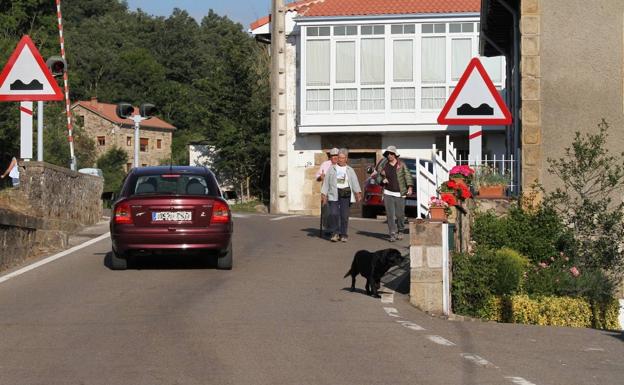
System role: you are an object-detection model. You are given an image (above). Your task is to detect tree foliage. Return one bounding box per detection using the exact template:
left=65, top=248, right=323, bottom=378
left=544, top=120, right=624, bottom=278
left=0, top=1, right=270, bottom=196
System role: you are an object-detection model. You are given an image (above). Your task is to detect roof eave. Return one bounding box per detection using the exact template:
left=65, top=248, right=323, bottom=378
left=295, top=12, right=481, bottom=23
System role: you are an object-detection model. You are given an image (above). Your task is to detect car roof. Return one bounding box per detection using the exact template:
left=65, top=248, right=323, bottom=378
left=129, top=166, right=210, bottom=176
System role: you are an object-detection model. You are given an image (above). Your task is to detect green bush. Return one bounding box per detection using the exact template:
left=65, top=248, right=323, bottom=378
left=472, top=203, right=571, bottom=264
left=492, top=248, right=529, bottom=295
left=451, top=248, right=497, bottom=317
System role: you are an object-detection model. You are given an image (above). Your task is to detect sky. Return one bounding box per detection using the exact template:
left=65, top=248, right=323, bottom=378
left=125, top=0, right=272, bottom=29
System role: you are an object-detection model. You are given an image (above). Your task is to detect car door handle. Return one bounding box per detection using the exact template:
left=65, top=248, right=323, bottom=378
left=168, top=227, right=176, bottom=232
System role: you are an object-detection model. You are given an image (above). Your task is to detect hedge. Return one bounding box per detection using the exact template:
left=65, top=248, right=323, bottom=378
left=480, top=295, right=620, bottom=330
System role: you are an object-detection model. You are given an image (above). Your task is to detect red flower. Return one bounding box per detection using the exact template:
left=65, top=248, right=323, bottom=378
left=441, top=193, right=457, bottom=206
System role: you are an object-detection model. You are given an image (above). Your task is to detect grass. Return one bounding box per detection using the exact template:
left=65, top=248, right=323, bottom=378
left=230, top=199, right=265, bottom=213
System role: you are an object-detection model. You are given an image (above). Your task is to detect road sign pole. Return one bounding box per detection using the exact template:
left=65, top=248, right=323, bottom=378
left=469, top=125, right=482, bottom=166
left=134, top=117, right=140, bottom=168
left=20, top=102, right=33, bottom=161
left=37, top=101, right=43, bottom=162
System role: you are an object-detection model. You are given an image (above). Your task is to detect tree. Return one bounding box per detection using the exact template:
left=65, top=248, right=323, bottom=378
left=544, top=120, right=624, bottom=279
left=96, top=147, right=128, bottom=193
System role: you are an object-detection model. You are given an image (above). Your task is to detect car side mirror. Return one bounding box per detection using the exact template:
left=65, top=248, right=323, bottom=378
left=101, top=191, right=116, bottom=201
left=223, top=190, right=238, bottom=201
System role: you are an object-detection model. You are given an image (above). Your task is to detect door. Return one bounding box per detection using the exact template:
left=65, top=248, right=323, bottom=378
left=347, top=152, right=377, bottom=215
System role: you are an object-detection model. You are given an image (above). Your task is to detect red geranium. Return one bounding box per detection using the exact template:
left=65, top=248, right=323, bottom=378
left=440, top=193, right=457, bottom=206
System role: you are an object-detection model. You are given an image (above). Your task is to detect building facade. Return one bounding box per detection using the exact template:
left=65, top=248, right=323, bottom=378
left=71, top=98, right=175, bottom=170
left=481, top=0, right=624, bottom=193
left=253, top=0, right=510, bottom=215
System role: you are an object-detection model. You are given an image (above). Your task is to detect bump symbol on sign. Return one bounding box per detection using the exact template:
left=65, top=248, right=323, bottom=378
left=10, top=79, right=44, bottom=91
left=457, top=103, right=494, bottom=116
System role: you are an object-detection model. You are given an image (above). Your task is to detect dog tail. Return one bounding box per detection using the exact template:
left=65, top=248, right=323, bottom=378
left=343, top=269, right=352, bottom=278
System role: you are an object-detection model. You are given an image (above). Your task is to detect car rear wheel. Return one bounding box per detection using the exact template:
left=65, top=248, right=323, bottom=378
left=217, top=243, right=233, bottom=270
left=111, top=250, right=128, bottom=270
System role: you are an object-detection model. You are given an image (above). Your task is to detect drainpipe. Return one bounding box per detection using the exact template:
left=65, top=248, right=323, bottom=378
left=497, top=0, right=521, bottom=195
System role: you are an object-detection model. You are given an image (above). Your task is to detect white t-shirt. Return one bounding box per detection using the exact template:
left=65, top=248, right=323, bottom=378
left=335, top=165, right=349, bottom=188
left=8, top=157, right=19, bottom=178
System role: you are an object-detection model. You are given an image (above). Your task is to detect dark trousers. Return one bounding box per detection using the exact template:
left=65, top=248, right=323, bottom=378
left=328, top=197, right=351, bottom=236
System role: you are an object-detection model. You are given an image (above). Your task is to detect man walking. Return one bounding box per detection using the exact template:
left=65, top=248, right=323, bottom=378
left=321, top=149, right=362, bottom=242
left=376, top=146, right=413, bottom=242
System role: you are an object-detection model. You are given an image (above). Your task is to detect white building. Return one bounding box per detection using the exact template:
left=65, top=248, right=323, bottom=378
left=251, top=0, right=508, bottom=215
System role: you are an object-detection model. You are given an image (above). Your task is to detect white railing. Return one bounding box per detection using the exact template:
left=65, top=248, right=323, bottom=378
left=414, top=136, right=518, bottom=218
left=456, top=154, right=517, bottom=194
left=416, top=136, right=458, bottom=218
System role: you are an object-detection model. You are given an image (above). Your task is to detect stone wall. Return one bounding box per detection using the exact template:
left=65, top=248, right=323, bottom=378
left=16, top=161, right=103, bottom=231
left=0, top=162, right=101, bottom=270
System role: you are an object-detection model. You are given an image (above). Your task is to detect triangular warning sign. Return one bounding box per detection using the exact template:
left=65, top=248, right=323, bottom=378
left=437, top=57, right=511, bottom=125
left=0, top=35, right=63, bottom=102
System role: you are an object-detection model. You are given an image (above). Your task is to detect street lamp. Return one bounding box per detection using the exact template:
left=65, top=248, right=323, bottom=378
left=116, top=102, right=156, bottom=168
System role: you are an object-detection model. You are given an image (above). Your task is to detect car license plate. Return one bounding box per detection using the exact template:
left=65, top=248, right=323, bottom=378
left=152, top=211, right=192, bottom=221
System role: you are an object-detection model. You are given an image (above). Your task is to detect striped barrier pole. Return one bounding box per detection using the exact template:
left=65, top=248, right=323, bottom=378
left=19, top=102, right=33, bottom=160
left=55, top=0, right=76, bottom=170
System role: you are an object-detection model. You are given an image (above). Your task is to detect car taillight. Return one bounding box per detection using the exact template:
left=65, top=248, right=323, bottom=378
left=114, top=201, right=133, bottom=224
left=211, top=200, right=230, bottom=223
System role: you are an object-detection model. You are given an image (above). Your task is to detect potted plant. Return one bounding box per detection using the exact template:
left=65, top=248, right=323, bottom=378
left=428, top=197, right=451, bottom=222
left=439, top=179, right=472, bottom=202
left=449, top=165, right=475, bottom=187
left=475, top=165, right=510, bottom=198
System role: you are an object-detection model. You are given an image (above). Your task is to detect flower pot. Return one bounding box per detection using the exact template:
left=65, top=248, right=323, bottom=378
left=429, top=207, right=447, bottom=222
left=477, top=185, right=506, bottom=198
left=451, top=177, right=468, bottom=186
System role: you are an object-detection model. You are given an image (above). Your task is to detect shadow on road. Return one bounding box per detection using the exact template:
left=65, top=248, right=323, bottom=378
left=355, top=229, right=389, bottom=241
left=382, top=260, right=410, bottom=294
left=300, top=227, right=325, bottom=239
left=103, top=252, right=217, bottom=270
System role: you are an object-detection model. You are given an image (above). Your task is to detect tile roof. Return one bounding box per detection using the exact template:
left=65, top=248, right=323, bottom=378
left=72, top=99, right=176, bottom=131
left=250, top=0, right=480, bottom=30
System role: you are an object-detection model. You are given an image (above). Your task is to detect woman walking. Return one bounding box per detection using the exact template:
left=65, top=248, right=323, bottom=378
left=321, top=149, right=362, bottom=242
left=376, top=146, right=413, bottom=242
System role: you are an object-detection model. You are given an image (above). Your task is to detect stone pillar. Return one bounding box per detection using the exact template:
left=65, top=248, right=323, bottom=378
left=409, top=221, right=450, bottom=315
left=520, top=0, right=543, bottom=194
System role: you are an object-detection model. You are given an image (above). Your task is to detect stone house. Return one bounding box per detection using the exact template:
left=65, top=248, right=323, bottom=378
left=251, top=0, right=511, bottom=215
left=71, top=98, right=175, bottom=170
left=480, top=0, right=624, bottom=193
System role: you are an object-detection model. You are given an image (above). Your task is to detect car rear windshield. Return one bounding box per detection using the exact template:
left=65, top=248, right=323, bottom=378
left=131, top=174, right=219, bottom=196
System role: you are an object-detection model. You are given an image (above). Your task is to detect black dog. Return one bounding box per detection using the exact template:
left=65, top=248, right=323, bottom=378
left=344, top=248, right=404, bottom=297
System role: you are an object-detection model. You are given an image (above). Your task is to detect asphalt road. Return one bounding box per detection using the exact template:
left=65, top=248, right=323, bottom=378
left=0, top=213, right=623, bottom=385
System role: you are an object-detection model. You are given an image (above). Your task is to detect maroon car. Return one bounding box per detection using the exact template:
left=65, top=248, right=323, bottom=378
left=108, top=166, right=233, bottom=270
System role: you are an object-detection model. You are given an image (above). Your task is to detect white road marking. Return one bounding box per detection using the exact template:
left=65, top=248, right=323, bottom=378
left=270, top=215, right=302, bottom=221
left=350, top=217, right=379, bottom=221
left=383, top=307, right=400, bottom=317
left=505, top=377, right=537, bottom=385
left=583, top=347, right=605, bottom=352
left=461, top=353, right=498, bottom=368
left=427, top=335, right=456, bottom=346
left=380, top=293, right=394, bottom=303
left=397, top=320, right=425, bottom=331
left=232, top=213, right=251, bottom=218
left=0, top=232, right=111, bottom=285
